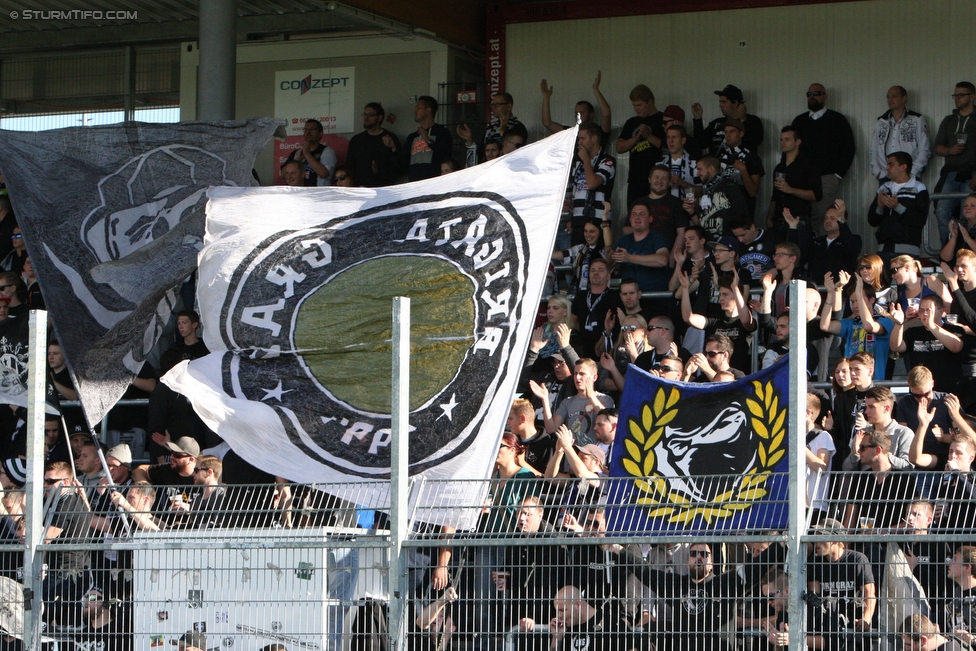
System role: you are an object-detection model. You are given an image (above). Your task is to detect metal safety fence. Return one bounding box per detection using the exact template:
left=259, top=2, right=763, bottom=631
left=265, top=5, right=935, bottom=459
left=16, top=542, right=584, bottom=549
left=2, top=469, right=973, bottom=651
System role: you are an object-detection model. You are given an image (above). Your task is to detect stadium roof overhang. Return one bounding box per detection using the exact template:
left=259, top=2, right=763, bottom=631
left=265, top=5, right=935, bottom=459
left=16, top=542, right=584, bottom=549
left=0, top=0, right=488, bottom=55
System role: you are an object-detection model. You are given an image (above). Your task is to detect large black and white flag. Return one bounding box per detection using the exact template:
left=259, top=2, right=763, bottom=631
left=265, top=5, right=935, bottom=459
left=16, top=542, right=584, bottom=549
left=163, top=128, right=577, bottom=523
left=0, top=119, right=281, bottom=425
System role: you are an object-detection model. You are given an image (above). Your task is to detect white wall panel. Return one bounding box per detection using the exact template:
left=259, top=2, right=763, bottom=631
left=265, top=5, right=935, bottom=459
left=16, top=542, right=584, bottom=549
left=507, top=0, right=976, bottom=252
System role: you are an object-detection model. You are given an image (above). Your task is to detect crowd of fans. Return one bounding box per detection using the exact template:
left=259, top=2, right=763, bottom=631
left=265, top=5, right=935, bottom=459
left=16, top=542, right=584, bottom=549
left=0, top=76, right=974, bottom=650
left=272, top=81, right=976, bottom=651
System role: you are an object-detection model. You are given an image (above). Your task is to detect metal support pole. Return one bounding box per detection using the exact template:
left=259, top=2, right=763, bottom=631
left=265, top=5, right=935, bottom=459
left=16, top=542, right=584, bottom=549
left=786, top=280, right=808, bottom=650
left=197, top=0, right=237, bottom=121
left=388, top=297, right=410, bottom=651
left=24, top=310, right=48, bottom=651
left=123, top=45, right=136, bottom=122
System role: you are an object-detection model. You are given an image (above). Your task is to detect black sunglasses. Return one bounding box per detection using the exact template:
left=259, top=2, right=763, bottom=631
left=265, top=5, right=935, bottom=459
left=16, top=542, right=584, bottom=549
left=806, top=91, right=826, bottom=97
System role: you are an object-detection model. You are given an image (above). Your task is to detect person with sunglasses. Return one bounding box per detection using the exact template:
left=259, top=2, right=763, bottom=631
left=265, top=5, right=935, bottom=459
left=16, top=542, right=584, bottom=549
left=842, top=408, right=917, bottom=573
left=331, top=165, right=356, bottom=187
left=634, top=316, right=690, bottom=373
left=933, top=82, right=976, bottom=245
left=0, top=227, right=26, bottom=275
left=41, top=460, right=95, bottom=630
left=889, top=254, right=949, bottom=325
left=790, top=83, right=856, bottom=237
left=896, top=366, right=962, bottom=467
left=632, top=541, right=743, bottom=651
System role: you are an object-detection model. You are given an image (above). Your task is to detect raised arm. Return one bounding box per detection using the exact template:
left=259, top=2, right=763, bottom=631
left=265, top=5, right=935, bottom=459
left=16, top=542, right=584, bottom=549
left=759, top=271, right=777, bottom=315
left=540, top=79, right=563, bottom=134
left=909, top=397, right=940, bottom=469
left=679, top=271, right=708, bottom=330
left=529, top=380, right=561, bottom=433
left=854, top=276, right=884, bottom=335
left=554, top=424, right=599, bottom=486
left=920, top=301, right=963, bottom=353
left=732, top=267, right=755, bottom=330
left=592, top=71, right=612, bottom=135
left=819, top=272, right=843, bottom=335
left=888, top=302, right=907, bottom=353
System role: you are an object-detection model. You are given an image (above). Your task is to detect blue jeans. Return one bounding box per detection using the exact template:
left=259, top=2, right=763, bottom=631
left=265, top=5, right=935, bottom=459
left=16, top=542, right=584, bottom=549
left=935, top=171, right=972, bottom=244
left=327, top=548, right=360, bottom=651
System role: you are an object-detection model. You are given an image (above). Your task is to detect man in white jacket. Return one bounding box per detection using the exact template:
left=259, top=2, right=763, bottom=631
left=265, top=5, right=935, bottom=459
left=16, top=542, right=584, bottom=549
left=870, top=86, right=931, bottom=182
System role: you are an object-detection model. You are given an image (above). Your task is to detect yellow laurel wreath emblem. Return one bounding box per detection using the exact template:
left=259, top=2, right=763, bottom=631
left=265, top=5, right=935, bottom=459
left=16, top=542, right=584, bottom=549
left=623, top=380, right=786, bottom=525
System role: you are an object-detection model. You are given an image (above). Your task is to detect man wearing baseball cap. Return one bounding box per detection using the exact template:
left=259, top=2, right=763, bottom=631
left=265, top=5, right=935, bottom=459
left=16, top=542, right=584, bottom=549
left=691, top=84, right=764, bottom=157
left=133, top=436, right=198, bottom=516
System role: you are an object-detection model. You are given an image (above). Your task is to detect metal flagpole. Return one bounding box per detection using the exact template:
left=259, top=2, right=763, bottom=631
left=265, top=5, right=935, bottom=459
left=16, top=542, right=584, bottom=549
left=787, top=280, right=808, bottom=651
left=24, top=310, right=48, bottom=651
left=388, top=296, right=410, bottom=651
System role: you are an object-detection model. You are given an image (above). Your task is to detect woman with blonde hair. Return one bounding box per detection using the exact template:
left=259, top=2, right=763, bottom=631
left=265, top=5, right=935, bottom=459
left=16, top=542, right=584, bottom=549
left=889, top=254, right=949, bottom=322
left=854, top=253, right=897, bottom=314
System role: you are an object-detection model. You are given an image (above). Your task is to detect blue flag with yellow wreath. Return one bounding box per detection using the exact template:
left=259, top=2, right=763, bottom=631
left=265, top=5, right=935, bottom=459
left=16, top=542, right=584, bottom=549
left=607, top=356, right=790, bottom=533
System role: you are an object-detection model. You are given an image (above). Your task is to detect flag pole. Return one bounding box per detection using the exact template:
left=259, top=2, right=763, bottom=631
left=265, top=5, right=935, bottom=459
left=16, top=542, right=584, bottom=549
left=388, top=296, right=410, bottom=651
left=786, top=279, right=807, bottom=651
left=24, top=310, right=48, bottom=650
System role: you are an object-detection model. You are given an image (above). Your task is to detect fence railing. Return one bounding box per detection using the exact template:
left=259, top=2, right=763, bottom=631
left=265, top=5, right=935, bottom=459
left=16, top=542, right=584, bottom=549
left=4, top=469, right=973, bottom=651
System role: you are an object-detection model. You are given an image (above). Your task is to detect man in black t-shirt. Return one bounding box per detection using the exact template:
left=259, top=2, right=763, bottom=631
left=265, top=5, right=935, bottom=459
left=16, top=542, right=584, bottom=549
left=549, top=584, right=623, bottom=651
left=762, top=567, right=847, bottom=651
left=167, top=309, right=209, bottom=364
left=132, top=436, right=198, bottom=517
left=946, top=546, right=976, bottom=646
left=571, top=259, right=623, bottom=359
left=47, top=341, right=75, bottom=395
left=889, top=295, right=964, bottom=393
left=640, top=165, right=690, bottom=253
left=345, top=102, right=401, bottom=187
left=617, top=85, right=666, bottom=202
left=808, top=520, right=877, bottom=633
left=729, top=215, right=776, bottom=283
left=768, top=126, right=822, bottom=227
left=680, top=270, right=755, bottom=375
left=498, top=496, right=568, bottom=651
left=507, top=398, right=555, bottom=475
left=636, top=542, right=742, bottom=651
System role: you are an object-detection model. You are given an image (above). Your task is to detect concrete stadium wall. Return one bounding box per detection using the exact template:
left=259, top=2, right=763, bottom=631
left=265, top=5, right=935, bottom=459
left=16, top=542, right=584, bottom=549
left=179, top=35, right=462, bottom=183
left=503, top=0, right=976, bottom=250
